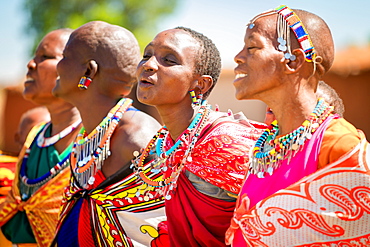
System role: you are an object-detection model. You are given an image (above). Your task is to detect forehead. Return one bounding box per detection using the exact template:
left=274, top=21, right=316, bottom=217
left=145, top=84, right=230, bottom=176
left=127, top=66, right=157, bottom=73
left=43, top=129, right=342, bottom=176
left=245, top=16, right=277, bottom=42
left=63, top=33, right=87, bottom=57
left=149, top=29, right=199, bottom=54
left=37, top=31, right=66, bottom=53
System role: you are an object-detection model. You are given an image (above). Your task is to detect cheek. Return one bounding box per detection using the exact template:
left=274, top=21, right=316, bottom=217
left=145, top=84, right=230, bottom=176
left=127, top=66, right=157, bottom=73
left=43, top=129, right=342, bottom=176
left=39, top=61, right=59, bottom=79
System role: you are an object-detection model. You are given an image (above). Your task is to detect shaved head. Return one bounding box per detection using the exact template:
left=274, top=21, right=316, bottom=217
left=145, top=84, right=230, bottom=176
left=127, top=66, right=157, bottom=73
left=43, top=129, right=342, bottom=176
left=71, top=21, right=141, bottom=86
left=293, top=9, right=334, bottom=77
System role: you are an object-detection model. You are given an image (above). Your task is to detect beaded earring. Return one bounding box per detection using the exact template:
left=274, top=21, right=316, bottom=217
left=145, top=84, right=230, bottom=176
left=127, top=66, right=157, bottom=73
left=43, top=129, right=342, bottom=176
left=189, top=90, right=198, bottom=106
left=197, top=93, right=203, bottom=105
left=78, top=76, right=92, bottom=90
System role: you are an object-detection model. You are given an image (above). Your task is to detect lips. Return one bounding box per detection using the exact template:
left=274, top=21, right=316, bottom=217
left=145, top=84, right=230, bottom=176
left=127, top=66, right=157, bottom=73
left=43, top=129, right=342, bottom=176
left=138, top=75, right=155, bottom=87
left=235, top=73, right=248, bottom=79
left=140, top=79, right=153, bottom=85
left=25, top=74, right=35, bottom=84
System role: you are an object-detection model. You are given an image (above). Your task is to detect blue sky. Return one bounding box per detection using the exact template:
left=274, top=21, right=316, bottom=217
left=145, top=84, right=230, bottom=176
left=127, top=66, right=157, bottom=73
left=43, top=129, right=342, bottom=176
left=1, top=0, right=370, bottom=86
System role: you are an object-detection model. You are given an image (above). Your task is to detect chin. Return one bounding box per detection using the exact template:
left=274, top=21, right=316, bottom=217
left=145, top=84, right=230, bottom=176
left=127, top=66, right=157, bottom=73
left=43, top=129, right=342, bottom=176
left=235, top=91, right=248, bottom=101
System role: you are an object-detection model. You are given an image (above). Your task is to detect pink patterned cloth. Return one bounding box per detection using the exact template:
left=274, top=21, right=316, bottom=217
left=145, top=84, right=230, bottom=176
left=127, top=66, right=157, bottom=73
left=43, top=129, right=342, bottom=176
left=226, top=116, right=370, bottom=246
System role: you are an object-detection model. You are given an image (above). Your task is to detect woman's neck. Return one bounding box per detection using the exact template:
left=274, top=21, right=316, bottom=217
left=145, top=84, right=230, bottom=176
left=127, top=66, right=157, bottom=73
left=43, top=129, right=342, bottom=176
left=270, top=96, right=317, bottom=136
left=157, top=103, right=198, bottom=141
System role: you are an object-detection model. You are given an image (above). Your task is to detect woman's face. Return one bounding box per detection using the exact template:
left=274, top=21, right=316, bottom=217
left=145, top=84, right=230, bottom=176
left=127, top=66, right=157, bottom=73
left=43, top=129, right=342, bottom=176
left=136, top=29, right=200, bottom=108
left=54, top=32, right=87, bottom=101
left=233, top=17, right=285, bottom=101
left=24, top=30, right=68, bottom=105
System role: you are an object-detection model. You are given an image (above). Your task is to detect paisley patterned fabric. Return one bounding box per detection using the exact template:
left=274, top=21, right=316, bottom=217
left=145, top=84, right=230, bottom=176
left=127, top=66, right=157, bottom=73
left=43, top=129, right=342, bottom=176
left=226, top=133, right=370, bottom=246
left=188, top=120, right=262, bottom=194
left=165, top=111, right=265, bottom=195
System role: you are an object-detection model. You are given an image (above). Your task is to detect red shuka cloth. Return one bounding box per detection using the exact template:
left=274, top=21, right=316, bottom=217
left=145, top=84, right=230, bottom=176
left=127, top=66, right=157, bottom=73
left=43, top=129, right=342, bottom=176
left=166, top=172, right=236, bottom=247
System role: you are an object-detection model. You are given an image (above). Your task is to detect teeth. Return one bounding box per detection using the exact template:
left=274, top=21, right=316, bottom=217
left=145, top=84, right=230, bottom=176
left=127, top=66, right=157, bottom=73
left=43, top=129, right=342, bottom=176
left=235, top=73, right=248, bottom=79
left=26, top=77, right=35, bottom=82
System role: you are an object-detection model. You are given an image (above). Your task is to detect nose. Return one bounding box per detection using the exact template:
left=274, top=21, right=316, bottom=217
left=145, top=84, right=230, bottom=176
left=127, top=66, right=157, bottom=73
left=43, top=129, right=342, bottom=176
left=27, top=58, right=36, bottom=70
left=142, top=56, right=158, bottom=72
left=234, top=49, right=245, bottom=65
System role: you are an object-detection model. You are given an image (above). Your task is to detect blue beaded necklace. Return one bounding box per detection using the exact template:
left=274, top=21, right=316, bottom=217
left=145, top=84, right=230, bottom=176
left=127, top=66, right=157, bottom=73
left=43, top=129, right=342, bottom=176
left=250, top=98, right=333, bottom=178
left=19, top=123, right=75, bottom=200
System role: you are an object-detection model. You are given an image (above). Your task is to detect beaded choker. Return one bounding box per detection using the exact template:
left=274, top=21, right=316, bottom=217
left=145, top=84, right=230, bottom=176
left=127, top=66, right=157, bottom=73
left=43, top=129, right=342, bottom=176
left=70, top=98, right=132, bottom=189
left=36, top=120, right=82, bottom=147
left=131, top=100, right=211, bottom=200
left=250, top=98, right=333, bottom=178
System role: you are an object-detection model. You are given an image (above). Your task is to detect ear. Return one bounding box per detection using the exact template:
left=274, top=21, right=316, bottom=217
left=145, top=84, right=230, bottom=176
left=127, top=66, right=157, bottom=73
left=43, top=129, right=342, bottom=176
left=196, top=75, right=213, bottom=94
left=84, top=60, right=98, bottom=79
left=282, top=49, right=305, bottom=75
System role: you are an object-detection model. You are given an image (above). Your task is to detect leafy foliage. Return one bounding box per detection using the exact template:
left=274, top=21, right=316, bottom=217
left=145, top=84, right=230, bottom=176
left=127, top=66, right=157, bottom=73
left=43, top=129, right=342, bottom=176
left=24, top=0, right=178, bottom=52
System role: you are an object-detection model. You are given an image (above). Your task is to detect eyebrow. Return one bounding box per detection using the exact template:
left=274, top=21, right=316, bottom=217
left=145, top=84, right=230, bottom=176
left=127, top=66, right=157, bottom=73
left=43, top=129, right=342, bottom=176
left=145, top=42, right=180, bottom=55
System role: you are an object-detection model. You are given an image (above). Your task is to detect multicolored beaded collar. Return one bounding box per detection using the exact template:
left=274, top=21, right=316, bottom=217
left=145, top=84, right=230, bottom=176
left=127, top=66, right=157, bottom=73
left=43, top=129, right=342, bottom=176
left=250, top=98, right=334, bottom=178
left=248, top=5, right=316, bottom=62
left=20, top=121, right=82, bottom=200
left=20, top=147, right=70, bottom=200
left=131, top=100, right=211, bottom=200
left=70, top=98, right=132, bottom=189
left=36, top=120, right=82, bottom=147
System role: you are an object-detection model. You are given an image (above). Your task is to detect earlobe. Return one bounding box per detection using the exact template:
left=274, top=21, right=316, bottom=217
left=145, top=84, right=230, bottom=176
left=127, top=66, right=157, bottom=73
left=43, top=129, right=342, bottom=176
left=283, top=49, right=305, bottom=74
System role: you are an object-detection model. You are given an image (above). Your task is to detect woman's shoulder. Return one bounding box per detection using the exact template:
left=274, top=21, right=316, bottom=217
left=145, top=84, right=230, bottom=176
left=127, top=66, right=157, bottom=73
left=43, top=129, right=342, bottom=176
left=319, top=117, right=362, bottom=169
left=199, top=111, right=265, bottom=144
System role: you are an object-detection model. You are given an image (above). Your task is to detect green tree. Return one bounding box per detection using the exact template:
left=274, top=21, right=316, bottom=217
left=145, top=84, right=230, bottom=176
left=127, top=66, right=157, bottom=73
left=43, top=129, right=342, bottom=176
left=24, top=0, right=179, bottom=52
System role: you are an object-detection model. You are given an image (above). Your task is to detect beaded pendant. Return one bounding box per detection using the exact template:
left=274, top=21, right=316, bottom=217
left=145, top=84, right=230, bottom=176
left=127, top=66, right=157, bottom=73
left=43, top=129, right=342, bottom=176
left=131, top=100, right=211, bottom=200
left=250, top=98, right=333, bottom=178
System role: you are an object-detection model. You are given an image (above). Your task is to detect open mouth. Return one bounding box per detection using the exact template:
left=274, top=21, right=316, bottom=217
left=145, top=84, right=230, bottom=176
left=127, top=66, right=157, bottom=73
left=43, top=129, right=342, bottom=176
left=25, top=76, right=35, bottom=83
left=235, top=73, right=248, bottom=79
left=140, top=79, right=154, bottom=85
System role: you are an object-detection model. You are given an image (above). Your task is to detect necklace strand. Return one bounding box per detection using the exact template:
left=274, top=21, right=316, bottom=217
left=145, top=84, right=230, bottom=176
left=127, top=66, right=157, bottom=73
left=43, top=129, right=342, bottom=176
left=250, top=98, right=333, bottom=178
left=36, top=120, right=82, bottom=148
left=70, top=98, right=132, bottom=189
left=132, top=100, right=211, bottom=200
left=20, top=120, right=82, bottom=200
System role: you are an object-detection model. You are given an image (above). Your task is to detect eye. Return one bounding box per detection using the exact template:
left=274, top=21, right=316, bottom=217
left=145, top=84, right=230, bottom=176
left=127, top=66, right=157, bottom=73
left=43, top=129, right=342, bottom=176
left=163, top=55, right=178, bottom=65
left=42, top=54, right=56, bottom=59
left=142, top=53, right=152, bottom=60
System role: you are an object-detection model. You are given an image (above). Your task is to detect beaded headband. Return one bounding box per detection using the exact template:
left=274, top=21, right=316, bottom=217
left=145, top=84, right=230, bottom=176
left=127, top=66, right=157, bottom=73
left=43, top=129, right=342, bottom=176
left=247, top=5, right=317, bottom=63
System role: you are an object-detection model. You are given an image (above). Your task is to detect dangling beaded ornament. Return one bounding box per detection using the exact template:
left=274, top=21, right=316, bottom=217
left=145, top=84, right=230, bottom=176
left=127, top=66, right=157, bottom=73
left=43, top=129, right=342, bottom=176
left=247, top=5, right=316, bottom=62
left=249, top=98, right=333, bottom=178
left=70, top=98, right=132, bottom=189
left=132, top=100, right=211, bottom=200
left=36, top=120, right=82, bottom=148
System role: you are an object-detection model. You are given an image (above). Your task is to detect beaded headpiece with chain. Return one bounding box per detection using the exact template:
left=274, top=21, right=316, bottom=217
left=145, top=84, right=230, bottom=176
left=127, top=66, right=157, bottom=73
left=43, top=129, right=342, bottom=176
left=247, top=4, right=320, bottom=73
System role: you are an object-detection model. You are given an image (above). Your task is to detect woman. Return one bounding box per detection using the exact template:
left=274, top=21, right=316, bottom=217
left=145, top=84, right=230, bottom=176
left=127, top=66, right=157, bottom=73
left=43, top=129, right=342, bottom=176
left=134, top=27, right=264, bottom=246
left=226, top=5, right=368, bottom=246
left=0, top=29, right=81, bottom=247
left=52, top=21, right=164, bottom=247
